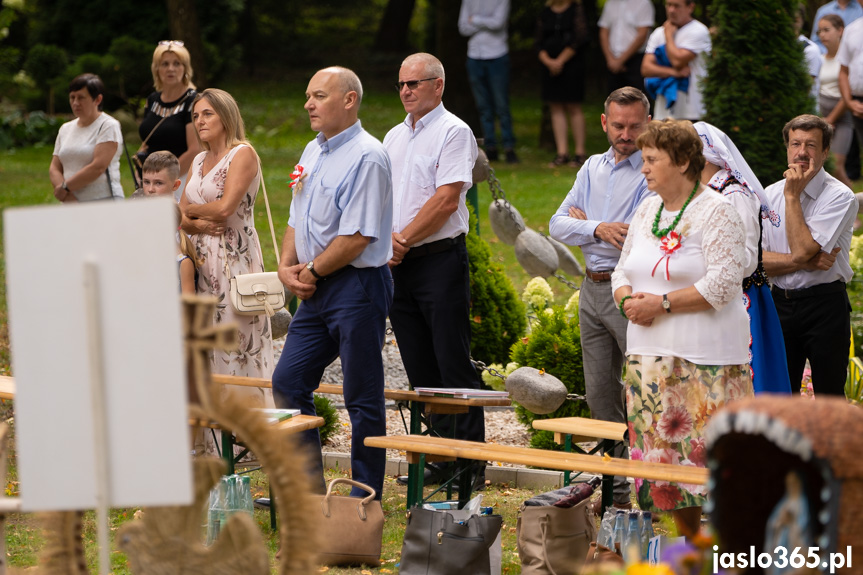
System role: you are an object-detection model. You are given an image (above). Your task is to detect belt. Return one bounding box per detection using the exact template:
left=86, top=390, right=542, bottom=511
left=771, top=280, right=846, bottom=299
left=403, top=234, right=465, bottom=260
left=585, top=269, right=612, bottom=282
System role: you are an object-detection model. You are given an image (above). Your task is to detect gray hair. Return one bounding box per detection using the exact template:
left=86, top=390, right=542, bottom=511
left=402, top=53, right=446, bottom=92
left=322, top=66, right=364, bottom=105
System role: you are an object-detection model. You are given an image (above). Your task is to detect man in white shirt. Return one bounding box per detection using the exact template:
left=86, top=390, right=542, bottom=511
left=641, top=0, right=711, bottom=120
left=598, top=0, right=655, bottom=93
left=383, top=54, right=485, bottom=458
left=549, top=87, right=652, bottom=508
left=763, top=115, right=857, bottom=396
left=459, top=0, right=518, bottom=163
left=839, top=17, right=863, bottom=141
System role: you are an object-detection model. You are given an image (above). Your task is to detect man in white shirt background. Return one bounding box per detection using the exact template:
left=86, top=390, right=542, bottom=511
left=458, top=0, right=518, bottom=163
left=383, top=53, right=485, bottom=480
left=762, top=115, right=857, bottom=396
left=641, top=0, right=711, bottom=121
left=599, top=0, right=655, bottom=94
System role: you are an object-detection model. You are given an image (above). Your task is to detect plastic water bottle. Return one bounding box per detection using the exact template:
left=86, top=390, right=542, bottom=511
left=641, top=511, right=655, bottom=560
left=611, top=510, right=626, bottom=553
left=240, top=475, right=254, bottom=516
left=624, top=511, right=641, bottom=562
left=596, top=508, right=616, bottom=549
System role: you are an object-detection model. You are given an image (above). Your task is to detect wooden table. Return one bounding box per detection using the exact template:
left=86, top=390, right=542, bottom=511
left=0, top=377, right=15, bottom=401
left=532, top=417, right=629, bottom=514
left=214, top=374, right=512, bottom=508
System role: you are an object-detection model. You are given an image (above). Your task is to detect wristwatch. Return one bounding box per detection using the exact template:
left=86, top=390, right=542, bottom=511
left=306, top=260, right=323, bottom=280
left=662, top=294, right=671, bottom=314
left=61, top=181, right=69, bottom=191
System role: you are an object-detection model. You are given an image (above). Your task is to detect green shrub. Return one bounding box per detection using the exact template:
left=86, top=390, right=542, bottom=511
left=510, top=305, right=590, bottom=450
left=22, top=44, right=68, bottom=113
left=313, top=394, right=340, bottom=446
left=704, top=0, right=812, bottom=183
left=0, top=110, right=62, bottom=150
left=467, top=204, right=527, bottom=365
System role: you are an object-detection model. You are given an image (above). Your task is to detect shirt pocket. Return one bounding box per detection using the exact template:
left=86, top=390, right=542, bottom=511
left=309, top=185, right=337, bottom=226
left=409, top=155, right=438, bottom=193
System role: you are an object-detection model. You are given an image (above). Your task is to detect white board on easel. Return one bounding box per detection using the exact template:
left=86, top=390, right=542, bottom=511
left=4, top=198, right=192, bottom=511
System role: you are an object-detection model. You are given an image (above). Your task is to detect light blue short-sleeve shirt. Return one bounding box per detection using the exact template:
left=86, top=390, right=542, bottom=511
left=288, top=120, right=394, bottom=268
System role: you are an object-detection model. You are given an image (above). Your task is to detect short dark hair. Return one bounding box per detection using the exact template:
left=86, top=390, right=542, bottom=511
left=604, top=86, right=650, bottom=116
left=636, top=119, right=705, bottom=181
left=68, top=73, right=105, bottom=110
left=782, top=114, right=833, bottom=150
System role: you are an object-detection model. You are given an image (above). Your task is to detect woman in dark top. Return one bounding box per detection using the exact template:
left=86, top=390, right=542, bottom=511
left=138, top=40, right=200, bottom=200
left=537, top=0, right=590, bottom=167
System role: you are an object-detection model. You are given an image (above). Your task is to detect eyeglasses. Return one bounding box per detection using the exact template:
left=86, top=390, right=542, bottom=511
left=396, top=77, right=438, bottom=92
left=159, top=40, right=185, bottom=48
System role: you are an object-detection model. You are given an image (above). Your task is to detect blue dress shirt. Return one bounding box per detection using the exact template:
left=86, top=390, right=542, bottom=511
left=549, top=148, right=651, bottom=272
left=288, top=120, right=393, bottom=268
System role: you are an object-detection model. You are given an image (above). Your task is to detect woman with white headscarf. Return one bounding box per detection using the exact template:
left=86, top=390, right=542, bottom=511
left=694, top=122, right=791, bottom=394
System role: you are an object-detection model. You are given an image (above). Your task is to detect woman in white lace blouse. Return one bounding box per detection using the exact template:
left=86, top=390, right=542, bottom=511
left=611, top=120, right=754, bottom=536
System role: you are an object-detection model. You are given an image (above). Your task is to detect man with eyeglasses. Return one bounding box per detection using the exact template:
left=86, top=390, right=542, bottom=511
left=459, top=0, right=518, bottom=163
left=383, top=53, right=485, bottom=484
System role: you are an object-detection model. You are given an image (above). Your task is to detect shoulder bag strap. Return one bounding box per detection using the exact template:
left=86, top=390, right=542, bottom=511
left=95, top=117, right=120, bottom=200
left=219, top=148, right=281, bottom=273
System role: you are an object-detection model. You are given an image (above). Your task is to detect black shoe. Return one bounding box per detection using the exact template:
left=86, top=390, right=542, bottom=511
left=396, top=463, right=448, bottom=485
left=254, top=497, right=271, bottom=509
left=485, top=146, right=499, bottom=162
left=505, top=149, right=519, bottom=164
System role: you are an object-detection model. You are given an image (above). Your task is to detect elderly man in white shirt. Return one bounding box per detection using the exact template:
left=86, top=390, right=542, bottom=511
left=383, top=54, right=485, bottom=467
left=598, top=0, right=655, bottom=93
left=459, top=0, right=518, bottom=163
left=762, top=115, right=857, bottom=396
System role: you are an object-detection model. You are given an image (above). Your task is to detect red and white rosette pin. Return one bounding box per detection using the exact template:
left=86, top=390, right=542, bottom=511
left=289, top=164, right=307, bottom=194
left=651, top=231, right=682, bottom=281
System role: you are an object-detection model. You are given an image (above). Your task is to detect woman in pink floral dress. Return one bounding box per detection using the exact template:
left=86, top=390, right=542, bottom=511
left=180, top=89, right=274, bottom=421
left=611, top=120, right=754, bottom=536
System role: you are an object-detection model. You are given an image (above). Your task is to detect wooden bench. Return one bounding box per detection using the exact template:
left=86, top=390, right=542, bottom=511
left=365, top=434, right=708, bottom=510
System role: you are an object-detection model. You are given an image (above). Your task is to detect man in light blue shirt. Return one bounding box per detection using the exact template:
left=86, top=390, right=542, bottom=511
left=272, top=66, right=394, bottom=500
left=812, top=0, right=863, bottom=52
left=549, top=87, right=651, bottom=508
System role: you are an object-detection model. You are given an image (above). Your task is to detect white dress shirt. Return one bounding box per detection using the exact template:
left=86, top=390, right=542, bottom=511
left=458, top=0, right=510, bottom=60
left=383, top=103, right=478, bottom=246
left=838, top=18, right=863, bottom=96
left=762, top=168, right=857, bottom=289
left=598, top=0, right=655, bottom=58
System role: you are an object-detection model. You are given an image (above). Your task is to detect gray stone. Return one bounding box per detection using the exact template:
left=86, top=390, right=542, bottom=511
left=514, top=229, right=558, bottom=277
left=505, top=366, right=567, bottom=414
left=473, top=149, right=490, bottom=184
left=488, top=199, right=525, bottom=245
left=270, top=308, right=292, bottom=340
left=545, top=235, right=584, bottom=278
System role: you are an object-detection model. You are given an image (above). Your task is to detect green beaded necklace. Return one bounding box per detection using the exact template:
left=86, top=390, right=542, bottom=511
left=651, top=181, right=699, bottom=239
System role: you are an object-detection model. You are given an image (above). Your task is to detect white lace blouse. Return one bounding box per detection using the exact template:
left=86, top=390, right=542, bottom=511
left=611, top=190, right=750, bottom=365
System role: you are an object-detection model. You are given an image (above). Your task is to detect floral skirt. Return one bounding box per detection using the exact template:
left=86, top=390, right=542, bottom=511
left=625, top=355, right=753, bottom=512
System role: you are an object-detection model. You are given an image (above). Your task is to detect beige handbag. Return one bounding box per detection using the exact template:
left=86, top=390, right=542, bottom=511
left=516, top=496, right=597, bottom=575
left=311, top=478, right=384, bottom=566
left=223, top=155, right=285, bottom=316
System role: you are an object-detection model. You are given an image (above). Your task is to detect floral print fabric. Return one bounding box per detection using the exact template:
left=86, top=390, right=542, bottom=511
left=626, top=355, right=753, bottom=512
left=185, top=145, right=274, bottom=396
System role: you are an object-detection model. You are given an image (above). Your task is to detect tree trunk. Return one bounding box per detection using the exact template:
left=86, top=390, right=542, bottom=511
left=373, top=0, right=417, bottom=53
left=434, top=0, right=480, bottom=136
left=165, top=0, right=208, bottom=88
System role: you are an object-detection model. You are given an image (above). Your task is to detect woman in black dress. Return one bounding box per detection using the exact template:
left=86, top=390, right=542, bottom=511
left=537, top=0, right=590, bottom=167
left=138, top=40, right=201, bottom=200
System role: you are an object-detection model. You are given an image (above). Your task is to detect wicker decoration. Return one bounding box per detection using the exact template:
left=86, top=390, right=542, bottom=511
left=705, top=396, right=863, bottom=574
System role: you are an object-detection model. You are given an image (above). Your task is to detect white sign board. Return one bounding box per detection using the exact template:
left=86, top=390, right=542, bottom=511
left=4, top=199, right=192, bottom=511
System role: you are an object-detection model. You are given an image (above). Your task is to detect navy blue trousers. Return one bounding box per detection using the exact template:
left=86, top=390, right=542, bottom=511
left=390, top=243, right=485, bottom=443
left=272, top=266, right=393, bottom=499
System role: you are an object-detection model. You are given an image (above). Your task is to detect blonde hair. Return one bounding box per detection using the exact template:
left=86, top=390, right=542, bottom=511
left=151, top=43, right=195, bottom=92
left=175, top=204, right=202, bottom=266
left=192, top=89, right=252, bottom=152
left=142, top=150, right=180, bottom=181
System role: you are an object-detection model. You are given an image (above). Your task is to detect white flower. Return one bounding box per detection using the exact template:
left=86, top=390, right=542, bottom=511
left=522, top=277, right=554, bottom=311
left=564, top=290, right=580, bottom=315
